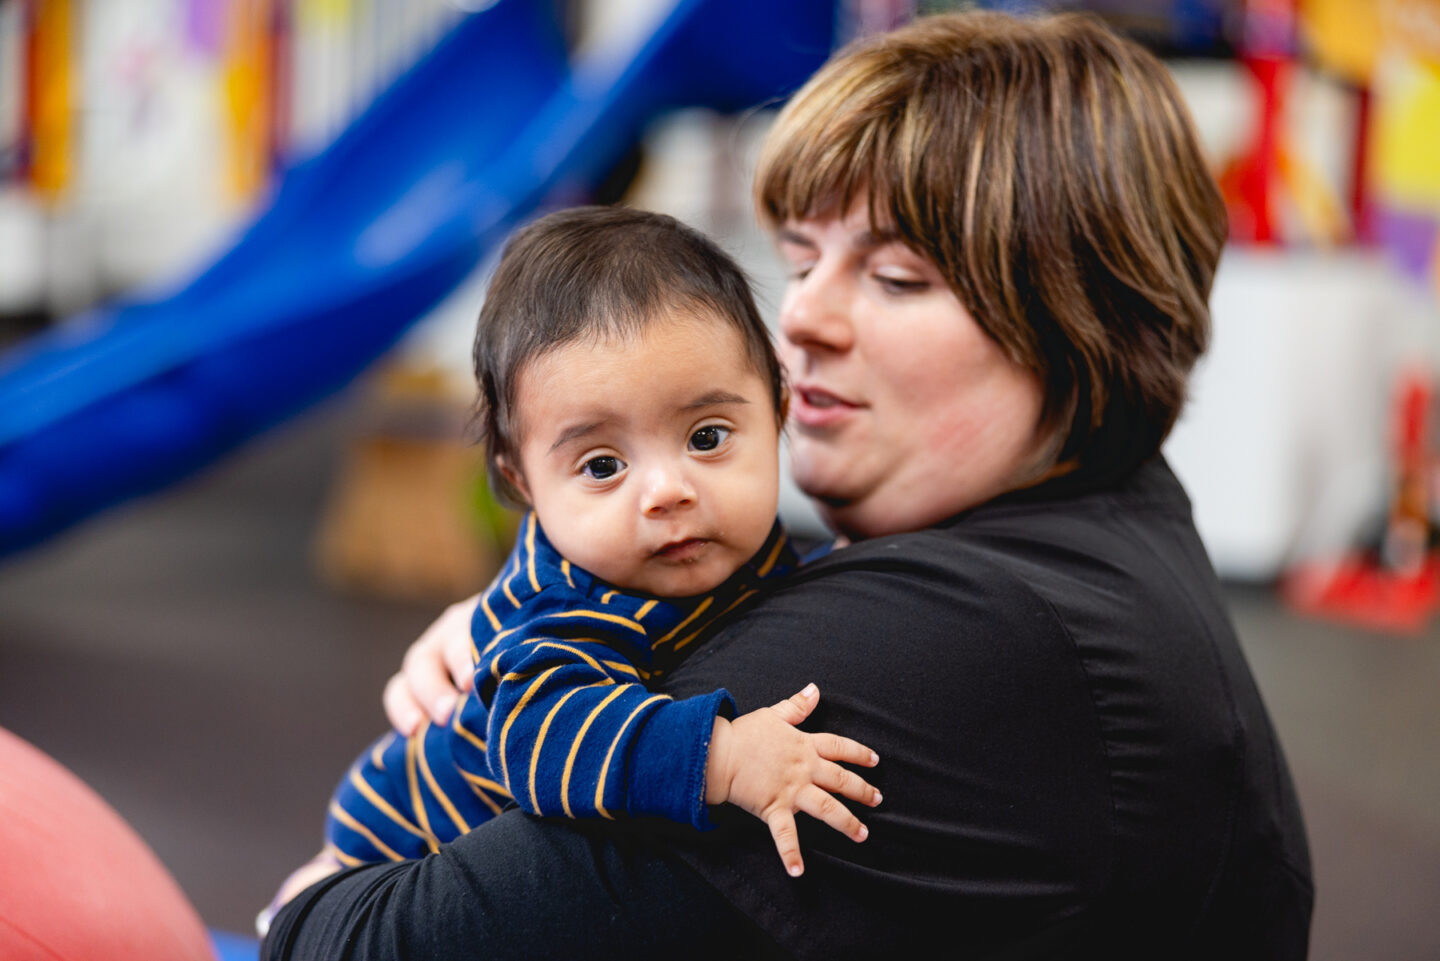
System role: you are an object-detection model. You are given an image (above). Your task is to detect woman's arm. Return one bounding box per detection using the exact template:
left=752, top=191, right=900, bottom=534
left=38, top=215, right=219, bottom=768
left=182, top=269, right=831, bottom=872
left=262, top=808, right=785, bottom=961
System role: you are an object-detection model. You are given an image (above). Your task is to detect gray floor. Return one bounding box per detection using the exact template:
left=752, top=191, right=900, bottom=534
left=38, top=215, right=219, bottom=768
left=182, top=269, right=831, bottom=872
left=1, top=398, right=1437, bottom=956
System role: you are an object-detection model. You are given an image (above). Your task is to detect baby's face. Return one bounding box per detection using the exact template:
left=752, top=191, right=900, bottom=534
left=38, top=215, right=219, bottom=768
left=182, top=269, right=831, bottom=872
left=507, top=312, right=782, bottom=597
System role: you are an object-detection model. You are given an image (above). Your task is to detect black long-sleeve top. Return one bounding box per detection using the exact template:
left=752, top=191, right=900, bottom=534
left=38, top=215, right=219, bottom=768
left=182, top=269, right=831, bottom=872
left=264, top=457, right=1313, bottom=960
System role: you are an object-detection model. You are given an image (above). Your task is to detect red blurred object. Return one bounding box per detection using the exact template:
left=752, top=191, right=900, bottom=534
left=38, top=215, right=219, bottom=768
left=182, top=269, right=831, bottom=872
left=0, top=726, right=214, bottom=961
left=1283, top=371, right=1438, bottom=634
left=1234, top=55, right=1287, bottom=245
left=1349, top=85, right=1374, bottom=244
left=1284, top=554, right=1440, bottom=635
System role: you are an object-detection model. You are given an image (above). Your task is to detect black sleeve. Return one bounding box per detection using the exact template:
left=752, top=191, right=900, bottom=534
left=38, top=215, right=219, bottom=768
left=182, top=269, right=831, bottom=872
left=261, top=809, right=786, bottom=961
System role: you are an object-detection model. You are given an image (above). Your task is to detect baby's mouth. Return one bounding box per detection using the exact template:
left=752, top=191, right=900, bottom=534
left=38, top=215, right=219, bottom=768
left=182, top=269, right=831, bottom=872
left=654, top=538, right=709, bottom=561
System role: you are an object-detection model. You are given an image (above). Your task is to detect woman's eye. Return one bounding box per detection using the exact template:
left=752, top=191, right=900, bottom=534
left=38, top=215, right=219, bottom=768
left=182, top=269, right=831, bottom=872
left=876, top=274, right=928, bottom=293
left=688, top=425, right=732, bottom=452
left=580, top=455, right=625, bottom=480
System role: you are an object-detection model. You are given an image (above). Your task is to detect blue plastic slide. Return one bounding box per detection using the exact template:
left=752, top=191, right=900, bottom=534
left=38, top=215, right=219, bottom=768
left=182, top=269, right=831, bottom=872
left=0, top=0, right=834, bottom=558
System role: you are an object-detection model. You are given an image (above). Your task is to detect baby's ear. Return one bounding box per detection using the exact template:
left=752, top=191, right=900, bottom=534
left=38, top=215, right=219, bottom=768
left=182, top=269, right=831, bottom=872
left=496, top=455, right=531, bottom=504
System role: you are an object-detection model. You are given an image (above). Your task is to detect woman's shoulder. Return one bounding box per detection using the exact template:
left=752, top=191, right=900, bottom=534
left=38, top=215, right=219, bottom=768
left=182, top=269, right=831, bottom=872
left=786, top=516, right=1089, bottom=609
left=771, top=460, right=1228, bottom=669
left=754, top=525, right=1075, bottom=666
left=801, top=458, right=1215, bottom=604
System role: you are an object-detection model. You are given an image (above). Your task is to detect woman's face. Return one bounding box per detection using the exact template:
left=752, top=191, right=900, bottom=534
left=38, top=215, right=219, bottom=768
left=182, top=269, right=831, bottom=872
left=776, top=198, right=1052, bottom=539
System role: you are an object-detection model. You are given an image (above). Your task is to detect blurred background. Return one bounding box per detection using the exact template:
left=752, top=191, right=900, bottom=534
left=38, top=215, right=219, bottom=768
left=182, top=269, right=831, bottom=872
left=0, top=0, right=1438, bottom=955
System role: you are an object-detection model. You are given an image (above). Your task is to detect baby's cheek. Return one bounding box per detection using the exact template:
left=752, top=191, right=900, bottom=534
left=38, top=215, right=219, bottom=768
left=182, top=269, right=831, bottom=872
left=544, top=509, right=618, bottom=578
left=735, top=470, right=781, bottom=547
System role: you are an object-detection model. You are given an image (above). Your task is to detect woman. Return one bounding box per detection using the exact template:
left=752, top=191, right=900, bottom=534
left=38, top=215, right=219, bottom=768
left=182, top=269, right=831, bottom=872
left=264, top=11, right=1312, bottom=959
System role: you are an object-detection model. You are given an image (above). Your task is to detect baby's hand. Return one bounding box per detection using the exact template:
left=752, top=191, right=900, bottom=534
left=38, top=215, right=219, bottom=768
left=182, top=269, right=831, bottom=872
left=704, top=684, right=881, bottom=877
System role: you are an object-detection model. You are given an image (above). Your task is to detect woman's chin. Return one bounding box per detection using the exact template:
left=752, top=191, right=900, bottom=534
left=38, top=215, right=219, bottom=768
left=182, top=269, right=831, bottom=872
left=791, top=469, right=851, bottom=514
left=793, top=475, right=866, bottom=537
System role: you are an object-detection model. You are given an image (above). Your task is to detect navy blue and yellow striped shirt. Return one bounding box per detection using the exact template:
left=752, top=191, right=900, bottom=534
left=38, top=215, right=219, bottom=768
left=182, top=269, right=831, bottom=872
left=326, top=513, right=797, bottom=864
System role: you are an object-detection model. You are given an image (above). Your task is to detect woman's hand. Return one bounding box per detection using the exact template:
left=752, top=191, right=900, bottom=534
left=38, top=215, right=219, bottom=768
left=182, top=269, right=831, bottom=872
left=383, top=595, right=479, bottom=735
left=704, top=684, right=881, bottom=877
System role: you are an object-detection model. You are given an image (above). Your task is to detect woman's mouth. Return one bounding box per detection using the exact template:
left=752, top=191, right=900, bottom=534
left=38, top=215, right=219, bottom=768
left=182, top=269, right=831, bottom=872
left=792, top=385, right=860, bottom=429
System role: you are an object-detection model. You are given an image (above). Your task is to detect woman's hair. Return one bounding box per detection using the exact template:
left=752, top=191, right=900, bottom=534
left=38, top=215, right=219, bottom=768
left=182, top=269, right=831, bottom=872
left=474, top=205, right=784, bottom=505
left=755, top=11, right=1227, bottom=483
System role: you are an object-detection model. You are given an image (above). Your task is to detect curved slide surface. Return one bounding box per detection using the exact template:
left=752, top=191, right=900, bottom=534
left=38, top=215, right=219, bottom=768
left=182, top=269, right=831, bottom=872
left=0, top=0, right=833, bottom=558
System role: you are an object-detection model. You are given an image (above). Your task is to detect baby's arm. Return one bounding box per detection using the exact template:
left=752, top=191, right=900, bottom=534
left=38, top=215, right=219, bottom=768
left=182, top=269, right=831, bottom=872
left=705, top=684, right=882, bottom=876
left=464, top=615, right=731, bottom=827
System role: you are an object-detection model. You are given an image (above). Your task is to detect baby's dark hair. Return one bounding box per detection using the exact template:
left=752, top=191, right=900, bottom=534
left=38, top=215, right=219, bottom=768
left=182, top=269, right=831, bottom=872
left=474, top=205, right=784, bottom=506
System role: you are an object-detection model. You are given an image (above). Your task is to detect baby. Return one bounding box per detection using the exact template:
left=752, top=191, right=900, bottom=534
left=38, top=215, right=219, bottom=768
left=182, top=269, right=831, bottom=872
left=314, top=206, right=878, bottom=894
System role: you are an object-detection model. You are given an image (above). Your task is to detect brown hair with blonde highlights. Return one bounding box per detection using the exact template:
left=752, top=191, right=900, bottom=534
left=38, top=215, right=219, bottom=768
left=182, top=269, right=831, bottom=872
left=755, top=11, right=1227, bottom=483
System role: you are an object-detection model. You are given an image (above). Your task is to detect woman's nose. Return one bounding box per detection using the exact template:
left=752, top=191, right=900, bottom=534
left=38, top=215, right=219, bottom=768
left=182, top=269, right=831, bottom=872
left=641, top=463, right=697, bottom=516
left=779, top=268, right=854, bottom=354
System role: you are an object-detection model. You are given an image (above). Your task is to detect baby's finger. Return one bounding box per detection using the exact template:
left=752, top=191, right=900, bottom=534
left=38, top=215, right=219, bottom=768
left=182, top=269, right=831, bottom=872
left=816, top=760, right=883, bottom=807
left=768, top=683, right=820, bottom=727
left=812, top=731, right=879, bottom=768
left=767, top=810, right=805, bottom=877
left=799, top=785, right=869, bottom=844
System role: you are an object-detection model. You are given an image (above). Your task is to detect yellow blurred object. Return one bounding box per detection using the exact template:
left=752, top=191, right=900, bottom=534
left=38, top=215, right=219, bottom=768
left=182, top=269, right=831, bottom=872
left=223, top=0, right=275, bottom=203
left=314, top=367, right=509, bottom=603
left=1301, top=0, right=1384, bottom=84
left=1384, top=0, right=1440, bottom=64
left=314, top=433, right=506, bottom=602
left=31, top=0, right=73, bottom=202
left=1276, top=143, right=1351, bottom=244
left=300, top=0, right=354, bottom=29
left=1302, top=0, right=1440, bottom=83
left=1372, top=57, right=1440, bottom=208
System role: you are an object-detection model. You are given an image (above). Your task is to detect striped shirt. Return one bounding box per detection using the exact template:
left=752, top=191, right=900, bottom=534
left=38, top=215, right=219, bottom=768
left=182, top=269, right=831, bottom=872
left=326, top=512, right=798, bottom=864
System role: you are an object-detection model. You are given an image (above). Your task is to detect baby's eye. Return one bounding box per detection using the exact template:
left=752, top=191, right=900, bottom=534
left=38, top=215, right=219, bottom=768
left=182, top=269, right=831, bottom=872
left=581, top=455, right=625, bottom=480
left=688, top=425, right=732, bottom=452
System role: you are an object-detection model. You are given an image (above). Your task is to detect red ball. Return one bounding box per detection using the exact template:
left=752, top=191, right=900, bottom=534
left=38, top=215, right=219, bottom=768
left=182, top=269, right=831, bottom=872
left=0, top=726, right=214, bottom=961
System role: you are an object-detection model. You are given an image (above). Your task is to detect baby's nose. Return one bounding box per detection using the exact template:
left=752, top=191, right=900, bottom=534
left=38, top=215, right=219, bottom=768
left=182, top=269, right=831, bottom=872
left=641, top=465, right=697, bottom=515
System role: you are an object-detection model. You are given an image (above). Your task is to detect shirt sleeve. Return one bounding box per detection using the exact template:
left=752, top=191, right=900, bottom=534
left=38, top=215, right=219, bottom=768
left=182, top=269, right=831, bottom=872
left=324, top=732, right=438, bottom=864
left=458, top=602, right=735, bottom=828
left=263, top=809, right=783, bottom=961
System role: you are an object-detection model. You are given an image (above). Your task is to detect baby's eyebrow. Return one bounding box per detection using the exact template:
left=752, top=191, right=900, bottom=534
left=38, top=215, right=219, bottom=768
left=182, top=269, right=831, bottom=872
left=547, top=420, right=605, bottom=455
left=684, top=390, right=749, bottom=410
